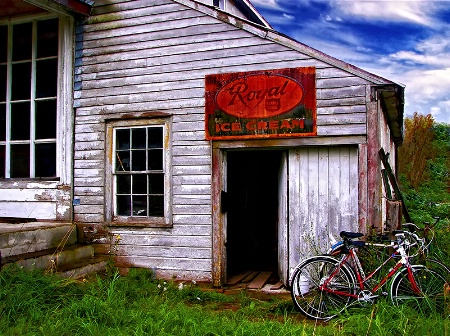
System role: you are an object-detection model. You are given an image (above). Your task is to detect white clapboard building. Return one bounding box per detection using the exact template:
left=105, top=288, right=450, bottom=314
left=0, top=0, right=403, bottom=286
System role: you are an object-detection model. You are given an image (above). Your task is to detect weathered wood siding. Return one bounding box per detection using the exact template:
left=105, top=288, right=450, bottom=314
left=73, top=0, right=375, bottom=280
left=0, top=181, right=71, bottom=220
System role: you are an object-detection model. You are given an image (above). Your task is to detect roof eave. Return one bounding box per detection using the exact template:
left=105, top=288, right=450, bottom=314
left=377, top=85, right=405, bottom=145
left=24, top=0, right=92, bottom=16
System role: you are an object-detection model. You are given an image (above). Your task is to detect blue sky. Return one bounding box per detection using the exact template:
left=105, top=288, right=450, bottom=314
left=251, top=0, right=450, bottom=124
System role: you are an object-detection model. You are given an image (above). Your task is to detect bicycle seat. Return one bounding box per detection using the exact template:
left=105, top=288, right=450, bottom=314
left=340, top=231, right=364, bottom=239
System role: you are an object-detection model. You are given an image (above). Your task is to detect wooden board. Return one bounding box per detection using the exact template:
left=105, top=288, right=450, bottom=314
left=246, top=272, right=272, bottom=289
left=226, top=271, right=252, bottom=285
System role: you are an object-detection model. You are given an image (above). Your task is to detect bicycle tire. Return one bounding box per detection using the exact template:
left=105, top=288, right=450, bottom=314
left=390, top=264, right=448, bottom=315
left=290, top=256, right=356, bottom=320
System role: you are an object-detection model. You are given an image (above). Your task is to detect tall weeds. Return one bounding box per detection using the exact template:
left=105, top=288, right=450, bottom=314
left=0, top=265, right=448, bottom=335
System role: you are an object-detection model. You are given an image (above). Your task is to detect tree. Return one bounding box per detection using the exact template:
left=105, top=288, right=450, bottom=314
left=398, top=113, right=436, bottom=189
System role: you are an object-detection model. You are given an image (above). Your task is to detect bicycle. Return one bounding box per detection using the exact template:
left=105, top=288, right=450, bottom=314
left=327, top=217, right=450, bottom=281
left=290, top=230, right=448, bottom=320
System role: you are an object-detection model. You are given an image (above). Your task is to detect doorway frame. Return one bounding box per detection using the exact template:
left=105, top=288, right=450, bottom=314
left=211, top=137, right=368, bottom=287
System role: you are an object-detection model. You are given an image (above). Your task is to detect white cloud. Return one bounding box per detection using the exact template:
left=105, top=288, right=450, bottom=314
left=397, top=68, right=450, bottom=122
left=249, top=0, right=282, bottom=10
left=331, top=0, right=443, bottom=27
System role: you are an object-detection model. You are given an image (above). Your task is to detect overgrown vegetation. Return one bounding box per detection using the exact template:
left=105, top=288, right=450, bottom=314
left=0, top=265, right=448, bottom=335
left=398, top=113, right=450, bottom=263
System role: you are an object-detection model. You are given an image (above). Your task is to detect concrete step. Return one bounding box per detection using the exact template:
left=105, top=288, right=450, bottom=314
left=56, top=256, right=110, bottom=279
left=0, top=222, right=77, bottom=258
left=2, top=244, right=95, bottom=271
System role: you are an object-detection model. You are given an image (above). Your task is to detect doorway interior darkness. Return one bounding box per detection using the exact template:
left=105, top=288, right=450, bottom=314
left=226, top=150, right=283, bottom=277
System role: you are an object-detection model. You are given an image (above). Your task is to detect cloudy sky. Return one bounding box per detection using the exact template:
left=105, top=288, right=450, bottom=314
left=251, top=0, right=450, bottom=124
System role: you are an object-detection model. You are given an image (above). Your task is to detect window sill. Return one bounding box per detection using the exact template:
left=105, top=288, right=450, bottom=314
left=107, top=217, right=173, bottom=228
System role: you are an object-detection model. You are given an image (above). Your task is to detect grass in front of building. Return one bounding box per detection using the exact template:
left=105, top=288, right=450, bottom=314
left=0, top=265, right=448, bottom=336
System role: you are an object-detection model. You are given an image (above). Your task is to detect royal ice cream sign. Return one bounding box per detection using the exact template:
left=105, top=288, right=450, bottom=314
left=205, top=67, right=316, bottom=140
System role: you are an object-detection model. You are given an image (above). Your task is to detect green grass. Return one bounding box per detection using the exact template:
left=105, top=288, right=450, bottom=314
left=0, top=265, right=449, bottom=336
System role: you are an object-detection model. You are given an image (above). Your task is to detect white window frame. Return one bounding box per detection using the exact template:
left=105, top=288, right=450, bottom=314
left=0, top=14, right=74, bottom=183
left=106, top=118, right=172, bottom=227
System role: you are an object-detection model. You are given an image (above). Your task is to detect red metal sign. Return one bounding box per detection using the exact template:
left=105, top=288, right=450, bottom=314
left=205, top=67, right=316, bottom=140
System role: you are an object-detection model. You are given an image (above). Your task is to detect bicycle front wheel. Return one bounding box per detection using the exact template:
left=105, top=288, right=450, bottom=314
left=390, top=264, right=448, bottom=315
left=290, top=256, right=356, bottom=320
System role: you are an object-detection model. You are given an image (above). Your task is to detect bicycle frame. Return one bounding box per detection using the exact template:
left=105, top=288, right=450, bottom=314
left=319, top=243, right=422, bottom=298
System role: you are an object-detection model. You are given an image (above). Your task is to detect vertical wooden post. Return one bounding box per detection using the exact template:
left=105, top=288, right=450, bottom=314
left=211, top=145, right=225, bottom=287
left=366, top=99, right=382, bottom=233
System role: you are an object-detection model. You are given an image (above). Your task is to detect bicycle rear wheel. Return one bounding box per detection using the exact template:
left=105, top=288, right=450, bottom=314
left=390, top=265, right=448, bottom=315
left=290, top=256, right=356, bottom=320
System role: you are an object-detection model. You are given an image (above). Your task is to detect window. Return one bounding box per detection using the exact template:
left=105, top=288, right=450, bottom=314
left=213, top=0, right=225, bottom=10
left=107, top=119, right=172, bottom=227
left=0, top=18, right=59, bottom=178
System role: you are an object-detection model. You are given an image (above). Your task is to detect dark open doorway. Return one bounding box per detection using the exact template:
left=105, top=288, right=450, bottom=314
left=226, top=150, right=282, bottom=278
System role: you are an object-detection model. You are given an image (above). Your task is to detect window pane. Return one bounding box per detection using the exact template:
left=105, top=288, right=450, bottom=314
left=35, top=143, right=56, bottom=177
left=0, top=25, right=7, bottom=63
left=11, top=102, right=30, bottom=140
left=36, top=58, right=57, bottom=98
left=116, top=151, right=130, bottom=171
left=131, top=150, right=146, bottom=171
left=11, top=62, right=31, bottom=100
left=148, top=127, right=163, bottom=148
left=133, top=195, right=147, bottom=216
left=12, top=23, right=32, bottom=61
left=133, top=174, right=147, bottom=194
left=0, top=64, right=6, bottom=102
left=11, top=144, right=30, bottom=177
left=0, top=145, right=4, bottom=178
left=0, top=104, right=5, bottom=141
left=116, top=175, right=131, bottom=194
left=149, top=173, right=164, bottom=194
left=37, top=19, right=58, bottom=58
left=117, top=195, right=131, bottom=216
left=116, top=129, right=130, bottom=150
left=148, top=149, right=163, bottom=170
left=36, top=100, right=56, bottom=139
left=131, top=128, right=146, bottom=149
left=148, top=195, right=164, bottom=217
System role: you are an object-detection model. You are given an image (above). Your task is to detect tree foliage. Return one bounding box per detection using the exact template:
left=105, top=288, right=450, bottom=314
left=398, top=112, right=436, bottom=189
left=398, top=113, right=450, bottom=225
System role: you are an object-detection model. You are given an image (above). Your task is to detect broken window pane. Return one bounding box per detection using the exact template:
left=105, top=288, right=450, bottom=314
left=133, top=195, right=147, bottom=216
left=11, top=144, right=30, bottom=178
left=35, top=143, right=56, bottom=177
left=11, top=102, right=30, bottom=140
left=117, top=195, right=131, bottom=216
left=116, top=151, right=130, bottom=171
